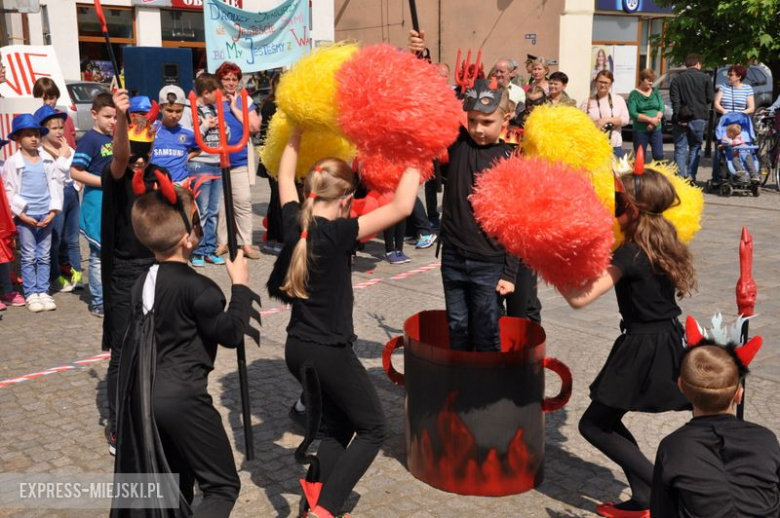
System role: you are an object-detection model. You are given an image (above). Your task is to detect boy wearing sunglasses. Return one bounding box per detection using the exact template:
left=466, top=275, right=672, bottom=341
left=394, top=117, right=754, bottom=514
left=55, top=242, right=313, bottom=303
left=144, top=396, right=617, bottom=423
left=100, top=89, right=172, bottom=455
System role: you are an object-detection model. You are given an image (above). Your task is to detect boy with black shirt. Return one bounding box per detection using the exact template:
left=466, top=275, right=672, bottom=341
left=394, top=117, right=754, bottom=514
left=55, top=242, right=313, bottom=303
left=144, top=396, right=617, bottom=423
left=113, top=180, right=253, bottom=518
left=651, top=327, right=780, bottom=517
left=410, top=29, right=533, bottom=352
left=100, top=89, right=161, bottom=455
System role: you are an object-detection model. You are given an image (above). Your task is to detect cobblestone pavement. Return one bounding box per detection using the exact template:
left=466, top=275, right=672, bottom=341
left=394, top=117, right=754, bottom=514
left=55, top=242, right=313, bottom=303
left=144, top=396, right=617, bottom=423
left=1, top=151, right=780, bottom=517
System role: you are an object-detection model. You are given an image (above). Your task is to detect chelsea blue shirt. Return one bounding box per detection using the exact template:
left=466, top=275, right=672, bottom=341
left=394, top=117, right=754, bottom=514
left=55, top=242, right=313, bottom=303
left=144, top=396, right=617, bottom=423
left=151, top=124, right=199, bottom=182
left=73, top=129, right=113, bottom=248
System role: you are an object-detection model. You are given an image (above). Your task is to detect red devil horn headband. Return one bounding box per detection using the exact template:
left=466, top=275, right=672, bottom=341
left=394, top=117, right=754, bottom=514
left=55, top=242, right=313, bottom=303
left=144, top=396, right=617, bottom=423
left=685, top=314, right=763, bottom=369
left=154, top=169, right=177, bottom=205
left=131, top=168, right=146, bottom=196
left=634, top=145, right=645, bottom=176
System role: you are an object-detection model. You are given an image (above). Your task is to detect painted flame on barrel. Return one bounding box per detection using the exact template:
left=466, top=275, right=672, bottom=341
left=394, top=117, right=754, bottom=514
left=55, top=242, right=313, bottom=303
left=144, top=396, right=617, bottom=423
left=408, top=392, right=537, bottom=496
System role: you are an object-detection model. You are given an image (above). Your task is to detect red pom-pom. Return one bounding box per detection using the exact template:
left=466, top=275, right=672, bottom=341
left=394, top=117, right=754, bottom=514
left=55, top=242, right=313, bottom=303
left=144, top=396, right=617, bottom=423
left=350, top=190, right=393, bottom=242
left=336, top=44, right=461, bottom=190
left=470, top=155, right=615, bottom=289
left=358, top=153, right=433, bottom=193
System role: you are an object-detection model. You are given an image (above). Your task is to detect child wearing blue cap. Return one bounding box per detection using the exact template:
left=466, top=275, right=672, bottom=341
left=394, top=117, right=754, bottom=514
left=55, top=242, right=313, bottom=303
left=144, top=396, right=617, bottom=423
left=1, top=114, right=64, bottom=312
left=34, top=105, right=81, bottom=294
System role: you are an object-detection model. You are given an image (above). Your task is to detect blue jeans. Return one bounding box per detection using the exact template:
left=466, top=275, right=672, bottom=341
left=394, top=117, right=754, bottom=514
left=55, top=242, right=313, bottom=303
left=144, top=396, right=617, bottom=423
left=188, top=162, right=222, bottom=257
left=17, top=215, right=53, bottom=296
left=633, top=129, right=664, bottom=161
left=613, top=146, right=625, bottom=158
left=441, top=248, right=504, bottom=352
left=50, top=184, right=82, bottom=280
left=88, top=243, right=103, bottom=307
left=673, top=119, right=705, bottom=179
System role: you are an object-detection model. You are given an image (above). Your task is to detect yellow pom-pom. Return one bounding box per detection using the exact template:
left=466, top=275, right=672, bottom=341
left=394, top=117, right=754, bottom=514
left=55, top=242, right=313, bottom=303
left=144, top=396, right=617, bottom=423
left=523, top=105, right=614, bottom=177
left=276, top=42, right=360, bottom=132
left=649, top=160, right=704, bottom=244
left=260, top=110, right=355, bottom=181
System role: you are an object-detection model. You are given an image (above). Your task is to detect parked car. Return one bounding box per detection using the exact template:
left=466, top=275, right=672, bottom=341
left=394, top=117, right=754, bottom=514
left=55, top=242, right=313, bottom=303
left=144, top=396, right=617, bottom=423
left=622, top=64, right=773, bottom=140
left=62, top=80, right=109, bottom=140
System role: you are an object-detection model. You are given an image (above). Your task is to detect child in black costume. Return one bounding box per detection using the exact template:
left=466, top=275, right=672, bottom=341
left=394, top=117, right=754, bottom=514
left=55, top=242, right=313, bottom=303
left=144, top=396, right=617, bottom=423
left=561, top=167, right=697, bottom=517
left=409, top=29, right=539, bottom=351
left=112, top=181, right=255, bottom=517
left=651, top=316, right=780, bottom=517
left=101, top=89, right=160, bottom=454
left=268, top=129, right=420, bottom=518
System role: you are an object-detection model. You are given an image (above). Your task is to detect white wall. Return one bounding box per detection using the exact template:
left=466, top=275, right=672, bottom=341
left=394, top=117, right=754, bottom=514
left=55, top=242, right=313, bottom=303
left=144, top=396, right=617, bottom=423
left=558, top=0, right=595, bottom=106
left=136, top=7, right=162, bottom=47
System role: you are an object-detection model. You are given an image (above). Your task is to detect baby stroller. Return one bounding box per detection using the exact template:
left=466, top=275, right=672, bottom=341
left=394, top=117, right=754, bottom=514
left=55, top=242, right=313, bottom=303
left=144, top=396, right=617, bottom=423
left=707, top=112, right=761, bottom=197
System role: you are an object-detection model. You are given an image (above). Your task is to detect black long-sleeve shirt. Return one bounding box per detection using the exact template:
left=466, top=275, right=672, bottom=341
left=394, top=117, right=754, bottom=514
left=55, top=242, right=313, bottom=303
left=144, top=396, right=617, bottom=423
left=150, top=261, right=253, bottom=381
left=651, top=414, right=780, bottom=517
left=440, top=128, right=519, bottom=282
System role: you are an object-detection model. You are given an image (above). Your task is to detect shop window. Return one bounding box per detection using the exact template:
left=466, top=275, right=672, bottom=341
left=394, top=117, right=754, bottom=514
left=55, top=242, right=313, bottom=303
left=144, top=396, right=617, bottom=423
left=76, top=5, right=134, bottom=39
left=161, top=10, right=205, bottom=43
left=592, top=15, right=639, bottom=43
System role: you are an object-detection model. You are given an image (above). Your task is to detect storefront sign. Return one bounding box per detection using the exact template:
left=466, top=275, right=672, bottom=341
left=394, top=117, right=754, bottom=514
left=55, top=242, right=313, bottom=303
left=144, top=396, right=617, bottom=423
left=132, top=0, right=242, bottom=10
left=204, top=0, right=310, bottom=73
left=595, top=0, right=671, bottom=14
left=0, top=45, right=68, bottom=107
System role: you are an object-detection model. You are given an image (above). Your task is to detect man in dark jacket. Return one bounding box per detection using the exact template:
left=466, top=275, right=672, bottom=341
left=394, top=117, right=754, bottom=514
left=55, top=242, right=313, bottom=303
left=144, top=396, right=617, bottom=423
left=670, top=54, right=714, bottom=181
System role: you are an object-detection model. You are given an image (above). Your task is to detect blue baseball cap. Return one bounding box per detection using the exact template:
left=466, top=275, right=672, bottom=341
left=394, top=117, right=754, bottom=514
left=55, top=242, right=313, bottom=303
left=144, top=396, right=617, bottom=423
left=130, top=96, right=152, bottom=113
left=33, top=105, right=67, bottom=126
left=7, top=114, right=48, bottom=140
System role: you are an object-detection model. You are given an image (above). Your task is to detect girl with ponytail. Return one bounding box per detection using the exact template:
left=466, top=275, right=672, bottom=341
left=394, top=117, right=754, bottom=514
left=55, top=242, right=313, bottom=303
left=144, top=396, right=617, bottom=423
left=560, top=166, right=697, bottom=517
left=268, top=129, right=420, bottom=518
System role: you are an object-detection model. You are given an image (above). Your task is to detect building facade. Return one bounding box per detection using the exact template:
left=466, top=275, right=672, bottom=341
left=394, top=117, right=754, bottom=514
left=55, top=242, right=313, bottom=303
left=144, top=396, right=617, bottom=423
left=4, top=0, right=671, bottom=105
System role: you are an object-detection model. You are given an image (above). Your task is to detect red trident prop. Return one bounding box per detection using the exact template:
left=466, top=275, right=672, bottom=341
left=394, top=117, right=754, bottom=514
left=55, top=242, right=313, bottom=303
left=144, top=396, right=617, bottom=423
left=736, top=226, right=756, bottom=420
left=93, top=0, right=123, bottom=90
left=189, top=88, right=255, bottom=459
left=455, top=49, right=483, bottom=93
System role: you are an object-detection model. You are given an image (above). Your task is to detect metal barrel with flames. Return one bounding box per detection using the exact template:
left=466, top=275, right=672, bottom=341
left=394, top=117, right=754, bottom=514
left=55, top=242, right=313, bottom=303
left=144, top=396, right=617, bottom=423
left=383, top=311, right=572, bottom=496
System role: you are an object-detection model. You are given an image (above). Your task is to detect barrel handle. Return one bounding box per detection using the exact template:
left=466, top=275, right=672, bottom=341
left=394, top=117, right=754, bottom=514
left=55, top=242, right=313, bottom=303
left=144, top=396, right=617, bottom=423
left=542, top=357, right=572, bottom=412
left=382, top=336, right=404, bottom=386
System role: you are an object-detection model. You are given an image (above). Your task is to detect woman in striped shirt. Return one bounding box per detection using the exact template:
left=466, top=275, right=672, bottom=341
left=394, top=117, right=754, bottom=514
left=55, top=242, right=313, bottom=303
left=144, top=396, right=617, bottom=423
left=714, top=65, right=755, bottom=115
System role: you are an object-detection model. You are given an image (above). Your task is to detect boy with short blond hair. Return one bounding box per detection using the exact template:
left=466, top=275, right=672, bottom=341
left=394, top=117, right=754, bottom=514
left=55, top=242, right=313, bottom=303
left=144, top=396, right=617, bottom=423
left=113, top=175, right=255, bottom=517
left=651, top=331, right=780, bottom=517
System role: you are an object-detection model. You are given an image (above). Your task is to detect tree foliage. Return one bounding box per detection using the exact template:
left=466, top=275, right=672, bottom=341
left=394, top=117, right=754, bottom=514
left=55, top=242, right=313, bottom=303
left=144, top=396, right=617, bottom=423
left=654, top=0, right=780, bottom=91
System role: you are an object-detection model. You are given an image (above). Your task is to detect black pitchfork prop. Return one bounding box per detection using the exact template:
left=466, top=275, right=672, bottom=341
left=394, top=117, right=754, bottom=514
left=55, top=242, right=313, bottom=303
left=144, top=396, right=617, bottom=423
left=190, top=89, right=256, bottom=459
left=736, top=227, right=756, bottom=420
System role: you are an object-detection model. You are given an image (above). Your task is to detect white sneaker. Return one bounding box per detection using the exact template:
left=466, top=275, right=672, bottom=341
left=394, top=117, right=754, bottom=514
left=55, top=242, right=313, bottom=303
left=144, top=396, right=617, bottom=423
left=39, top=293, right=57, bottom=311
left=26, top=293, right=44, bottom=313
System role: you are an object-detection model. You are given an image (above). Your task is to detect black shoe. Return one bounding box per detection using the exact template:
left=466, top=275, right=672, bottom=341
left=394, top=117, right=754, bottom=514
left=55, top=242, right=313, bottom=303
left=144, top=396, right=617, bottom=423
left=289, top=404, right=327, bottom=439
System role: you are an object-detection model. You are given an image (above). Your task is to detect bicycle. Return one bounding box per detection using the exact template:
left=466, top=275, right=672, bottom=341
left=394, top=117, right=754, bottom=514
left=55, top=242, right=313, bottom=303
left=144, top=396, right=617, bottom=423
left=755, top=110, right=780, bottom=192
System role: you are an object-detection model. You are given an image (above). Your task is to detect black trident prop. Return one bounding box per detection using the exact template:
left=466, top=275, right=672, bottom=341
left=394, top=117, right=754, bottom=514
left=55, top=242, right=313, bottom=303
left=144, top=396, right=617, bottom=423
left=93, top=0, right=123, bottom=89
left=189, top=89, right=256, bottom=459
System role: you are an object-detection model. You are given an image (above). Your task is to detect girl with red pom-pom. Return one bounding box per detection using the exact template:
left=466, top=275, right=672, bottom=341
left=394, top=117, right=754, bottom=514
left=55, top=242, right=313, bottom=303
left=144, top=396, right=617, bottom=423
left=559, top=164, right=697, bottom=517
left=410, top=29, right=539, bottom=352
left=267, top=129, right=420, bottom=518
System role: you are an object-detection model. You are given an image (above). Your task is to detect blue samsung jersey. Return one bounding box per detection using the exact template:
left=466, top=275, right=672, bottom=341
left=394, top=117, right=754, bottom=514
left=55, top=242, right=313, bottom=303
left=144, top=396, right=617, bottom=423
left=151, top=124, right=199, bottom=182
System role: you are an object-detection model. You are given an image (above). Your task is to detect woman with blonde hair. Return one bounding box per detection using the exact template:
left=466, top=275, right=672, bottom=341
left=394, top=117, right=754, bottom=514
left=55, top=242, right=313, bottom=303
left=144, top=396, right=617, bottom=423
left=524, top=57, right=550, bottom=95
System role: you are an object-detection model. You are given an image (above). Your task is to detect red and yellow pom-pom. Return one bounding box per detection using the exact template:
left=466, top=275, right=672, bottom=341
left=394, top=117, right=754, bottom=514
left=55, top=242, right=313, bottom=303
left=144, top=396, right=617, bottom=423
left=350, top=190, right=394, bottom=242
left=470, top=155, right=615, bottom=289
left=336, top=44, right=461, bottom=188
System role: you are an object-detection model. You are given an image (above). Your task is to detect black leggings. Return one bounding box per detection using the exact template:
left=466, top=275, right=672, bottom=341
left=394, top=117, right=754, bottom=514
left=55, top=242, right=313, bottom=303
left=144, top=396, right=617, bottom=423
left=579, top=401, right=653, bottom=507
left=383, top=221, right=406, bottom=254
left=285, top=336, right=388, bottom=514
left=154, top=385, right=240, bottom=517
